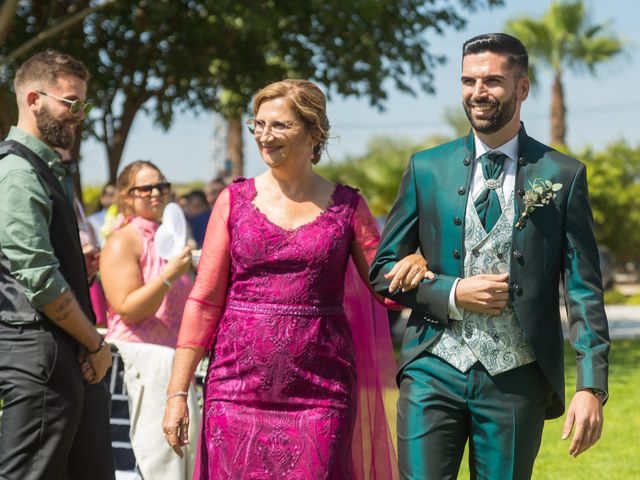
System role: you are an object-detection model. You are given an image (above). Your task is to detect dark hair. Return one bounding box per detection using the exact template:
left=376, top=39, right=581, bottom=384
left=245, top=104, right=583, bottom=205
left=186, top=189, right=207, bottom=206
left=253, top=79, right=330, bottom=164
left=14, top=49, right=89, bottom=90
left=462, top=33, right=528, bottom=76
left=101, top=182, right=116, bottom=196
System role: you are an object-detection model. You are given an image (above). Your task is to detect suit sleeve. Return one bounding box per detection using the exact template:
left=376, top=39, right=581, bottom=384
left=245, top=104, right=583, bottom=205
left=562, top=163, right=610, bottom=397
left=369, top=155, right=457, bottom=326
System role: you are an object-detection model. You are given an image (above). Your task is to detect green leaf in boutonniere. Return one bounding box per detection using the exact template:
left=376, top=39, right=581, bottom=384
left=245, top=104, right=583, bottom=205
left=514, top=178, right=563, bottom=230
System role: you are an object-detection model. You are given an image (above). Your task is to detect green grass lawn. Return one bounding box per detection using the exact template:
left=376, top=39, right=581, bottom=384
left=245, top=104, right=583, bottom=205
left=454, top=339, right=640, bottom=479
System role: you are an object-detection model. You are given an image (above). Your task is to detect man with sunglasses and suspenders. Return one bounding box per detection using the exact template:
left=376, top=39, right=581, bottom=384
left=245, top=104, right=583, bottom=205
left=0, top=50, right=114, bottom=479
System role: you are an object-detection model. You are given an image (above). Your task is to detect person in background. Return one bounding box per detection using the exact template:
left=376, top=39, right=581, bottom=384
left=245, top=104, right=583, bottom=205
left=183, top=189, right=211, bottom=249
left=205, top=177, right=226, bottom=208
left=100, top=160, right=198, bottom=480
left=0, top=49, right=113, bottom=480
left=88, top=182, right=116, bottom=248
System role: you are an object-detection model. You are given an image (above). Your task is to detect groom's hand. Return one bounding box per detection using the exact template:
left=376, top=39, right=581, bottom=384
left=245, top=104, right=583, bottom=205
left=454, top=273, right=509, bottom=315
left=562, top=390, right=604, bottom=457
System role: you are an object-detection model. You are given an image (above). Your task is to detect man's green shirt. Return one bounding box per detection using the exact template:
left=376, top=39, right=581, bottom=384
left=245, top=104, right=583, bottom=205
left=0, top=127, right=72, bottom=321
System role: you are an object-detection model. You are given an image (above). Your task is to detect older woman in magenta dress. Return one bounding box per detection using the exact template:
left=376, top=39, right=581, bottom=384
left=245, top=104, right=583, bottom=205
left=162, top=80, right=430, bottom=479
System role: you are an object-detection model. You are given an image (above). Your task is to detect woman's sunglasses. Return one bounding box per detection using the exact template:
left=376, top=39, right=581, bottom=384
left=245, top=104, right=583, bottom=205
left=128, top=182, right=172, bottom=198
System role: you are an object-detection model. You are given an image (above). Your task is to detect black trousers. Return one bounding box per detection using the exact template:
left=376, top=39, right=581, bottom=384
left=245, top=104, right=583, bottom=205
left=0, top=321, right=115, bottom=480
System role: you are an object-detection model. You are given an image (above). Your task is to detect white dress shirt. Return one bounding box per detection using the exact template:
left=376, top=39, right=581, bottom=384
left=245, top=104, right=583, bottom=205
left=448, top=133, right=519, bottom=320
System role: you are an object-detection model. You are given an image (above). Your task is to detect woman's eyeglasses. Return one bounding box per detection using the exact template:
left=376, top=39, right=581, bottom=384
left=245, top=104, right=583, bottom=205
left=128, top=182, right=172, bottom=198
left=37, top=90, right=94, bottom=115
left=245, top=119, right=297, bottom=136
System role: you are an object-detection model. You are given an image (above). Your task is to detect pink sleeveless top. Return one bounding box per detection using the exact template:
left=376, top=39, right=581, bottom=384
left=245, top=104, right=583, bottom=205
left=105, top=216, right=193, bottom=348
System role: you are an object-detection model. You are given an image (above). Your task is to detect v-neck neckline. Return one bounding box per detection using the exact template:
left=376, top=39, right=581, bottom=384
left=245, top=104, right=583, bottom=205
left=248, top=178, right=340, bottom=233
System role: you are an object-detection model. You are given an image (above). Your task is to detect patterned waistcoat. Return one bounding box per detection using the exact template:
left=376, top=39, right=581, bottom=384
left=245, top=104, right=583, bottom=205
left=427, top=186, right=536, bottom=375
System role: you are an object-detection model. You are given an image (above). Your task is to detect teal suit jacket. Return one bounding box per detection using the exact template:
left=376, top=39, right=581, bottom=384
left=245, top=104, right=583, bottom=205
left=370, top=125, right=610, bottom=419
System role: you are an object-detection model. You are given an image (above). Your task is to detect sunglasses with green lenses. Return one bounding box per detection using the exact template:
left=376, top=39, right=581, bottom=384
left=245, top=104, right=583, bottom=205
left=37, top=90, right=94, bottom=115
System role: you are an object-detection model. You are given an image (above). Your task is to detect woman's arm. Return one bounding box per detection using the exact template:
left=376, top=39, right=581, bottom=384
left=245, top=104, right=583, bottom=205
left=163, top=187, right=233, bottom=456
left=350, top=195, right=430, bottom=299
left=100, top=226, right=191, bottom=324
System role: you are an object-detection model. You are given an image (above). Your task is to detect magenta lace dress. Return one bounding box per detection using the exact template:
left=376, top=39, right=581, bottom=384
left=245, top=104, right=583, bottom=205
left=178, top=178, right=398, bottom=480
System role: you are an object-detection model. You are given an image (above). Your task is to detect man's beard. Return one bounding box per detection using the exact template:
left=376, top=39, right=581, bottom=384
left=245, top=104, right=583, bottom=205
left=36, top=106, right=76, bottom=149
left=463, top=88, right=518, bottom=134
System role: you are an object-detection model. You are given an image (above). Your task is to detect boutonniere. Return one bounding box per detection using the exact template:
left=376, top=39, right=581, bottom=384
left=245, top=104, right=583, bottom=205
left=515, top=178, right=563, bottom=230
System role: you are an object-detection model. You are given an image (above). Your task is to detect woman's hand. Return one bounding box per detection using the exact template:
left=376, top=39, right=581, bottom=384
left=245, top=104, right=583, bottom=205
left=162, top=396, right=190, bottom=458
left=384, top=254, right=434, bottom=293
left=162, top=246, right=192, bottom=283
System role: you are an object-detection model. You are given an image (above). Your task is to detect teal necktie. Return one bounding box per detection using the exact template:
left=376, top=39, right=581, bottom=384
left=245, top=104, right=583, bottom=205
left=474, top=151, right=506, bottom=232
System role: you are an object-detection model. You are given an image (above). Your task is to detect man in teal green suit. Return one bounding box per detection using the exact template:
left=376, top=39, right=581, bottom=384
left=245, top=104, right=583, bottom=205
left=370, top=33, right=609, bottom=479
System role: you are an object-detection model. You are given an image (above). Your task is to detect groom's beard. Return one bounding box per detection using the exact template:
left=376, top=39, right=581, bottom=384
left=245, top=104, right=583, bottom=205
left=463, top=88, right=518, bottom=134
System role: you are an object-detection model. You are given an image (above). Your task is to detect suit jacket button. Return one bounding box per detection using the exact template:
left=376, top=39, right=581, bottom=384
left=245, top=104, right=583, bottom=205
left=463, top=157, right=471, bottom=166
left=518, top=156, right=527, bottom=166
left=452, top=249, right=461, bottom=259
left=518, top=188, right=525, bottom=198
left=458, top=187, right=466, bottom=196
left=513, top=250, right=523, bottom=259
left=511, top=282, right=523, bottom=295
left=453, top=216, right=462, bottom=226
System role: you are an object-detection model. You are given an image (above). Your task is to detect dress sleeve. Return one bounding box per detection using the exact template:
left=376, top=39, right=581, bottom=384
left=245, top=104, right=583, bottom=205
left=350, top=195, right=400, bottom=310
left=176, top=187, right=232, bottom=348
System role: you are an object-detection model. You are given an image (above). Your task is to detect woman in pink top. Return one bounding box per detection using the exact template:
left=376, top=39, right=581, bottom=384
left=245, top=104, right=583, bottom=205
left=101, top=161, right=193, bottom=347
left=100, top=160, right=197, bottom=479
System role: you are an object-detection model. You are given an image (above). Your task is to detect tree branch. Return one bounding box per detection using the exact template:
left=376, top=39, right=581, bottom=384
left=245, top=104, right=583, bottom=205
left=0, top=0, right=119, bottom=67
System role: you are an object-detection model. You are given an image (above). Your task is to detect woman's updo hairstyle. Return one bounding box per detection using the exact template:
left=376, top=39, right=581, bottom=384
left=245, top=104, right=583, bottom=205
left=252, top=79, right=330, bottom=164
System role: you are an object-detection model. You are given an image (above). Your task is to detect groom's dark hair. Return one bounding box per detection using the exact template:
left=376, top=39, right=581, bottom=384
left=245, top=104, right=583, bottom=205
left=462, top=33, right=528, bottom=76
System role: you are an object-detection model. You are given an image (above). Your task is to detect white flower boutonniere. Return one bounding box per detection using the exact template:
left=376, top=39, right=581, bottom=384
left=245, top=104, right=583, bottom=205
left=515, top=178, right=563, bottom=230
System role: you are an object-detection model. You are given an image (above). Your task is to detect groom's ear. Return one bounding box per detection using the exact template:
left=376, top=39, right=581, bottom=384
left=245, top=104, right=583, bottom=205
left=517, top=76, right=530, bottom=102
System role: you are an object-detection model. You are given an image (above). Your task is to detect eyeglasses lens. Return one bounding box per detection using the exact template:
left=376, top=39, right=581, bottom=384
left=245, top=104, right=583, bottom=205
left=131, top=182, right=171, bottom=197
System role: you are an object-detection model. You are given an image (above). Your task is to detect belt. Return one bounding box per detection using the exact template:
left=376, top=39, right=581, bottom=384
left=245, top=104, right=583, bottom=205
left=226, top=299, right=344, bottom=316
left=0, top=320, right=43, bottom=330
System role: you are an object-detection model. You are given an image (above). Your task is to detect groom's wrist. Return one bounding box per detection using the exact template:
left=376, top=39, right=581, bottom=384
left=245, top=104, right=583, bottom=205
left=582, top=388, right=607, bottom=403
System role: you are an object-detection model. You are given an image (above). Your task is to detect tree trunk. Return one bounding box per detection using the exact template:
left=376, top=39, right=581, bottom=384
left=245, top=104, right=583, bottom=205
left=227, top=114, right=243, bottom=178
left=0, top=84, right=16, bottom=138
left=104, top=101, right=144, bottom=184
left=0, top=0, right=19, bottom=46
left=107, top=137, right=126, bottom=185
left=550, top=71, right=566, bottom=146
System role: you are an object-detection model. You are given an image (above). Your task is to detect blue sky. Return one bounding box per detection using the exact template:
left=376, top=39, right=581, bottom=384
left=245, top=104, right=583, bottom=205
left=78, top=0, right=639, bottom=186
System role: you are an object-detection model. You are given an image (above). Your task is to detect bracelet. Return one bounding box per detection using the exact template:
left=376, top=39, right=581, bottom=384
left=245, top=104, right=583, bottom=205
left=87, top=336, right=106, bottom=355
left=167, top=391, right=188, bottom=400
left=162, top=278, right=173, bottom=288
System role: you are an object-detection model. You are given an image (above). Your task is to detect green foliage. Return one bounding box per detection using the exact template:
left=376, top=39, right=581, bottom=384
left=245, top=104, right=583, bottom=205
left=0, top=0, right=505, bottom=179
left=505, top=0, right=625, bottom=145
left=81, top=184, right=105, bottom=215
left=604, top=289, right=627, bottom=305
left=458, top=339, right=640, bottom=479
left=317, top=134, right=450, bottom=216
left=574, top=141, right=640, bottom=264
left=506, top=0, right=625, bottom=81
